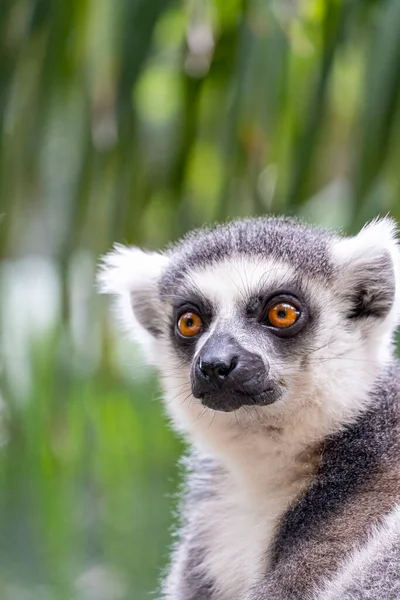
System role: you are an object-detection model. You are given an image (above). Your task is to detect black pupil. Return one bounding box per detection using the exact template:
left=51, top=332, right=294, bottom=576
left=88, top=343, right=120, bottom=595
left=277, top=309, right=287, bottom=319
left=186, top=317, right=194, bottom=327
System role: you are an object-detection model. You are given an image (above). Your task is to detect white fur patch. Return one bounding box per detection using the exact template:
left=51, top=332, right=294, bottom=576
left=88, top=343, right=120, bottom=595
left=333, top=217, right=399, bottom=266
left=188, top=256, right=297, bottom=314
left=196, top=435, right=314, bottom=599
left=98, top=244, right=169, bottom=362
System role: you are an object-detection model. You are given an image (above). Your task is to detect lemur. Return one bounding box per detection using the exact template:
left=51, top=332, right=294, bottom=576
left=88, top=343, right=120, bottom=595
left=99, top=216, right=400, bottom=600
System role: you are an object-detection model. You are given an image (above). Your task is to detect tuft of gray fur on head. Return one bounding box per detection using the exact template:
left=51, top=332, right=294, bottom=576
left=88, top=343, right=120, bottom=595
left=159, top=216, right=336, bottom=296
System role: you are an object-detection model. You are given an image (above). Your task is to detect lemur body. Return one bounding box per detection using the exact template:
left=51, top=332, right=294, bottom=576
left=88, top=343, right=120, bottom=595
left=100, top=217, right=400, bottom=599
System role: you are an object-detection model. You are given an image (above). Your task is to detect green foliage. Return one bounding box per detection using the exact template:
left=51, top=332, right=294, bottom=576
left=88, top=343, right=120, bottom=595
left=1, top=0, right=400, bottom=598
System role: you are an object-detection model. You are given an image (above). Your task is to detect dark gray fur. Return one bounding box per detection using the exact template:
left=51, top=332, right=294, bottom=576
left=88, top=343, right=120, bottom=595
left=159, top=217, right=336, bottom=296
left=243, top=363, right=400, bottom=600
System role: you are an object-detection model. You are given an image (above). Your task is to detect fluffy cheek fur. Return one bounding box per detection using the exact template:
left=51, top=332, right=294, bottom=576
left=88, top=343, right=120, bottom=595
left=275, top=310, right=395, bottom=433
left=279, top=324, right=378, bottom=430
left=156, top=350, right=194, bottom=432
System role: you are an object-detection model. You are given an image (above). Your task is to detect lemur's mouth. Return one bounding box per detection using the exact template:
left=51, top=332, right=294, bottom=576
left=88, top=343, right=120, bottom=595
left=198, top=387, right=281, bottom=412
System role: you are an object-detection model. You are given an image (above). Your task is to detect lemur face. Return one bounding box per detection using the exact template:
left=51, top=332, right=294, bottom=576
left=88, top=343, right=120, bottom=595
left=159, top=257, right=316, bottom=412
left=100, top=217, right=400, bottom=424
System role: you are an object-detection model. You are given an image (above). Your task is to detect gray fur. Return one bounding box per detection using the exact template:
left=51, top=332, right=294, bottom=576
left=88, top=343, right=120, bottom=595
left=159, top=216, right=336, bottom=296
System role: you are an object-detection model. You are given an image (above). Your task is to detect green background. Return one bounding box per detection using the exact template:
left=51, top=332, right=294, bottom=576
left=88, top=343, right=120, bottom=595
left=1, top=0, right=400, bottom=598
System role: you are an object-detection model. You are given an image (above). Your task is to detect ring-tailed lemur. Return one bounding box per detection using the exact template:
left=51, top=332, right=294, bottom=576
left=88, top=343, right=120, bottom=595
left=99, top=216, right=400, bottom=600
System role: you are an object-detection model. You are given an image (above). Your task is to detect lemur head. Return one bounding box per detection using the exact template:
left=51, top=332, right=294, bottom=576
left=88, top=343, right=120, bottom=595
left=99, top=217, right=400, bottom=438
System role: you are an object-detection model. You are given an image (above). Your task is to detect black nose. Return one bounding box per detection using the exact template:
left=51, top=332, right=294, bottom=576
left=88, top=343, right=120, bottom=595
left=198, top=354, right=238, bottom=385
left=191, top=334, right=271, bottom=409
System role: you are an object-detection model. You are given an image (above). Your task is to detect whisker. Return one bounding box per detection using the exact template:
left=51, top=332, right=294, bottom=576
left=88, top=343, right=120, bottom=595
left=207, top=410, right=217, bottom=429
left=193, top=406, right=208, bottom=423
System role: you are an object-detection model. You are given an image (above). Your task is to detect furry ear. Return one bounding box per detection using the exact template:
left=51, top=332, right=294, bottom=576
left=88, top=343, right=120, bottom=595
left=332, top=218, right=400, bottom=321
left=98, top=244, right=170, bottom=346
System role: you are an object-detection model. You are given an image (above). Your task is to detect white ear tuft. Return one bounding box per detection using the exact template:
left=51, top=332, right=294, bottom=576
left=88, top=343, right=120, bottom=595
left=98, top=244, right=169, bottom=296
left=333, top=217, right=398, bottom=263
left=97, top=245, right=170, bottom=358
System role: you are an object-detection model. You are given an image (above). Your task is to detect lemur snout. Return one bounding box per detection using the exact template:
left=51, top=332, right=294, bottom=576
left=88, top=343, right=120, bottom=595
left=191, top=334, right=277, bottom=411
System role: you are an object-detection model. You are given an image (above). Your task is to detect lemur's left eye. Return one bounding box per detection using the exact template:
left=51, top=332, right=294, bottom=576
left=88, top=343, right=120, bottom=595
left=267, top=302, right=299, bottom=329
left=177, top=312, right=202, bottom=337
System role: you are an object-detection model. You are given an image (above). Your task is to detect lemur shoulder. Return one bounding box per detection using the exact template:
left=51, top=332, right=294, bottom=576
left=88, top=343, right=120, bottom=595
left=99, top=216, right=400, bottom=600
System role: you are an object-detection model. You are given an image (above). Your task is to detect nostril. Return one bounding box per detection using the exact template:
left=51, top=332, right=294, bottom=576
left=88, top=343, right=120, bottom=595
left=230, top=356, right=238, bottom=370
left=216, top=356, right=238, bottom=379
left=216, top=365, right=230, bottom=378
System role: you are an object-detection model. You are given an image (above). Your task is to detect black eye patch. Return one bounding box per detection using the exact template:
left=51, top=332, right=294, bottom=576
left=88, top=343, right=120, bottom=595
left=168, top=294, right=214, bottom=357
left=244, top=284, right=315, bottom=342
left=245, top=284, right=305, bottom=318
left=171, top=294, right=213, bottom=322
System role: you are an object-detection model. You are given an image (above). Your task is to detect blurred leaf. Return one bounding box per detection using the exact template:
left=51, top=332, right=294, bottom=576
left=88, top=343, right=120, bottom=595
left=286, top=0, right=357, bottom=208
left=353, top=0, right=400, bottom=223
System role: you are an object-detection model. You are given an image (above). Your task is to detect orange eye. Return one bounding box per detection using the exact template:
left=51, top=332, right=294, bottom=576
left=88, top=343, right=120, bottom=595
left=267, top=302, right=299, bottom=329
left=177, top=312, right=202, bottom=337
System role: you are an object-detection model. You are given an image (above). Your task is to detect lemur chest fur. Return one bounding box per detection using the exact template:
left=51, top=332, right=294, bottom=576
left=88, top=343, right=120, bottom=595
left=196, top=431, right=317, bottom=600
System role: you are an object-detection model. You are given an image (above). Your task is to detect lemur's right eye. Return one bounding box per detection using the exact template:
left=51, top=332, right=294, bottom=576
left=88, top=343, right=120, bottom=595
left=267, top=302, right=299, bottom=329
left=177, top=312, right=203, bottom=337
